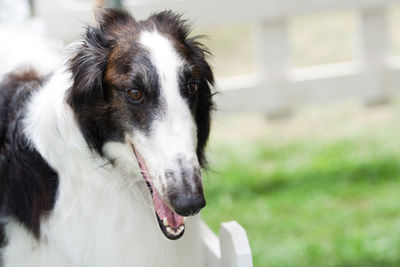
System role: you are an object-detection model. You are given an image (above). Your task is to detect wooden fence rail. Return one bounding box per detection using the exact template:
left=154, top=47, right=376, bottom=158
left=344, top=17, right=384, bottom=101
left=35, top=0, right=400, bottom=115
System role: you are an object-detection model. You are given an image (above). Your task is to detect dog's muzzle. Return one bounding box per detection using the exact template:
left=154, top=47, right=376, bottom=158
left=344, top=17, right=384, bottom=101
left=134, top=147, right=206, bottom=240
left=166, top=161, right=206, bottom=217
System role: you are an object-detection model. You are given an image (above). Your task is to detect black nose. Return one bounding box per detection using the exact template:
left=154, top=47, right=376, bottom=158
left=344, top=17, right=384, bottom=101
left=170, top=194, right=206, bottom=216
left=166, top=157, right=206, bottom=216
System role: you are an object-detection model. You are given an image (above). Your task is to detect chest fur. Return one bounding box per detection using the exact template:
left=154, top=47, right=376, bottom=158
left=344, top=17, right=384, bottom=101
left=3, top=168, right=203, bottom=267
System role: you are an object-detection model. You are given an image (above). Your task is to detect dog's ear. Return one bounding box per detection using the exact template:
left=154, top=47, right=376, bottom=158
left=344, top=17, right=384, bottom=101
left=95, top=8, right=137, bottom=40
left=189, top=39, right=215, bottom=168
left=69, top=8, right=136, bottom=100
left=67, top=9, right=137, bottom=153
left=148, top=11, right=190, bottom=42
left=69, top=26, right=108, bottom=100
left=96, top=8, right=134, bottom=27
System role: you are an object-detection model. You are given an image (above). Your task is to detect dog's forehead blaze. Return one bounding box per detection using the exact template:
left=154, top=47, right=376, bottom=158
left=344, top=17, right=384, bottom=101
left=105, top=31, right=189, bottom=84
left=140, top=31, right=182, bottom=75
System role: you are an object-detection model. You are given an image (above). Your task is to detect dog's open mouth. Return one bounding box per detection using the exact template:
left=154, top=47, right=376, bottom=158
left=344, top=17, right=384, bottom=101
left=132, top=145, right=186, bottom=240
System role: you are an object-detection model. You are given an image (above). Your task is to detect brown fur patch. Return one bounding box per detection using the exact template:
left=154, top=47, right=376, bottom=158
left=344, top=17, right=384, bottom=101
left=8, top=69, right=42, bottom=84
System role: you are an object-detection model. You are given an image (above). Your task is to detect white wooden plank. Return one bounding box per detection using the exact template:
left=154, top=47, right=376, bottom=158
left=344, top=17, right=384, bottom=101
left=359, top=7, right=388, bottom=67
left=219, top=221, right=253, bottom=267
left=255, top=18, right=290, bottom=80
left=215, top=63, right=400, bottom=112
left=254, top=17, right=291, bottom=114
left=199, top=220, right=221, bottom=267
left=357, top=6, right=390, bottom=103
left=123, top=0, right=400, bottom=26
left=36, top=0, right=400, bottom=41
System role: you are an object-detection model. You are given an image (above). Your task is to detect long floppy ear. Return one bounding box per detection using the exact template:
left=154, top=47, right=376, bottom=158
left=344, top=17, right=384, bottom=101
left=67, top=9, right=136, bottom=153
left=189, top=39, right=215, bottom=168
left=68, top=8, right=135, bottom=100
left=69, top=26, right=109, bottom=100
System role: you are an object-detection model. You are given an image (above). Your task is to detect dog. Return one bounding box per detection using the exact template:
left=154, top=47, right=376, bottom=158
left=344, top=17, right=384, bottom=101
left=0, top=8, right=214, bottom=267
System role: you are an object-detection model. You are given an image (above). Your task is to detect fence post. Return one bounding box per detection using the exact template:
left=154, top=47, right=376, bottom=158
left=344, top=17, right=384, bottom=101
left=219, top=221, right=253, bottom=267
left=200, top=220, right=221, bottom=267
left=254, top=17, right=291, bottom=118
left=358, top=5, right=390, bottom=105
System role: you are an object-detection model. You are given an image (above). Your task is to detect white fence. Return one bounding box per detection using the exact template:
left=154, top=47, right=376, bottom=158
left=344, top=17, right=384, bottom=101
left=200, top=220, right=253, bottom=267
left=35, top=0, right=400, bottom=115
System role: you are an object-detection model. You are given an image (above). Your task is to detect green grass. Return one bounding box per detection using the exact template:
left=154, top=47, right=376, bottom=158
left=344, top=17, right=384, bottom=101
left=201, top=126, right=400, bottom=267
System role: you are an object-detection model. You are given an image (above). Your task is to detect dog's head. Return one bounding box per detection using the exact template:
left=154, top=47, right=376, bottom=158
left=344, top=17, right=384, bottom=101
left=67, top=9, right=214, bottom=239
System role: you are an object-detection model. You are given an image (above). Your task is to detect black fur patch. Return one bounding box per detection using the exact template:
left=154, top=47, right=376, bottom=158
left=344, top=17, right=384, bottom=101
left=0, top=70, right=59, bottom=240
left=0, top=222, right=5, bottom=248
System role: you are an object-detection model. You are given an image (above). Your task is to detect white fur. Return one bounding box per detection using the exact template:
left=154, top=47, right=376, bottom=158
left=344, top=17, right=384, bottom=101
left=1, top=30, right=204, bottom=267
left=131, top=31, right=199, bottom=198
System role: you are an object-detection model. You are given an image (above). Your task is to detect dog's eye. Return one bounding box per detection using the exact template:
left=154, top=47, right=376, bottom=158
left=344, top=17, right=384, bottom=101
left=126, top=89, right=144, bottom=103
left=186, top=82, right=198, bottom=96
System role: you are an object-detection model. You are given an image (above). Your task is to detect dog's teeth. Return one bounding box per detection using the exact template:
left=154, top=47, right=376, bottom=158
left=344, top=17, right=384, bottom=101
left=166, top=226, right=174, bottom=235
left=166, top=225, right=184, bottom=236
left=163, top=217, right=169, bottom=227
left=183, top=217, right=187, bottom=223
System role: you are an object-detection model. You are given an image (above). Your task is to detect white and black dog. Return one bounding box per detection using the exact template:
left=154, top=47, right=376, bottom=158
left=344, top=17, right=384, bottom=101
left=0, top=9, right=214, bottom=267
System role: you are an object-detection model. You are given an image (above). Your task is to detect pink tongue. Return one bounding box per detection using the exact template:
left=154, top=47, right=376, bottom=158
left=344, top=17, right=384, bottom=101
left=133, top=147, right=184, bottom=229
left=153, top=188, right=184, bottom=229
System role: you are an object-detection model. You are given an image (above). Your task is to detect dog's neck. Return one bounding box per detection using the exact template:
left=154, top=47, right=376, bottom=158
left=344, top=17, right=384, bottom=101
left=24, top=69, right=106, bottom=171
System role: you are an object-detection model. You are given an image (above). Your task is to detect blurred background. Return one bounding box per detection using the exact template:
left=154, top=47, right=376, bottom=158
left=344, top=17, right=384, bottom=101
left=2, top=0, right=400, bottom=266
